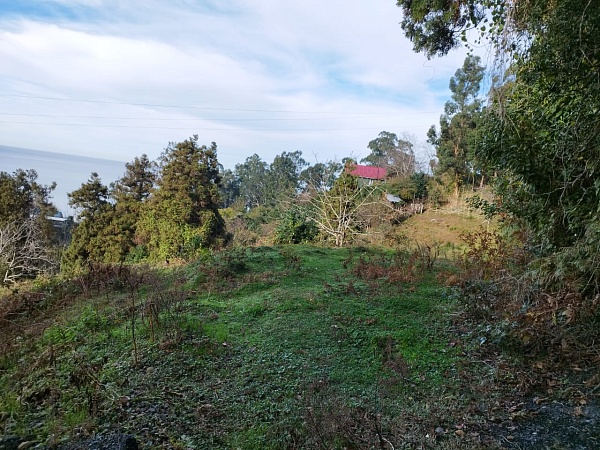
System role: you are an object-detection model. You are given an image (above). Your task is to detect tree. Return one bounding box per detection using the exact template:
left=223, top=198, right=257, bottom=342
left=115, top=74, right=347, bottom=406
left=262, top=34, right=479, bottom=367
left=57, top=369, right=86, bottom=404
left=274, top=207, right=319, bottom=245
left=112, top=154, right=156, bottom=204
left=63, top=172, right=115, bottom=269
left=267, top=150, right=307, bottom=201
left=0, top=169, right=56, bottom=225
left=386, top=172, right=430, bottom=205
left=0, top=218, right=57, bottom=284
left=137, top=136, right=227, bottom=260
left=428, top=55, right=485, bottom=197
left=0, top=169, right=59, bottom=282
left=68, top=172, right=110, bottom=220
left=300, top=161, right=342, bottom=193
left=362, top=131, right=416, bottom=178
left=235, top=154, right=269, bottom=209
left=478, top=0, right=600, bottom=291
left=396, top=0, right=500, bottom=58
left=218, top=167, right=240, bottom=209
left=398, top=0, right=600, bottom=294
left=305, top=162, right=382, bottom=247
left=109, top=155, right=156, bottom=260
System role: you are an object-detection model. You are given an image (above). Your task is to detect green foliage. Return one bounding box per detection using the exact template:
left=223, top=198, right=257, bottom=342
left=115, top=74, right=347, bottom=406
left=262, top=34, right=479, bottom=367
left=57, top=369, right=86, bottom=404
left=274, top=207, right=319, bottom=245
left=268, top=150, right=307, bottom=200
left=479, top=0, right=600, bottom=294
left=234, top=151, right=308, bottom=209
left=218, top=167, right=240, bottom=208
left=396, top=0, right=505, bottom=58
left=109, top=154, right=156, bottom=259
left=0, top=169, right=56, bottom=225
left=62, top=173, right=115, bottom=271
left=466, top=195, right=497, bottom=220
left=136, top=136, right=227, bottom=261
left=429, top=55, right=486, bottom=196
left=362, top=131, right=416, bottom=178
left=386, top=172, right=430, bottom=203
left=235, top=153, right=270, bottom=209
left=63, top=138, right=228, bottom=267
left=300, top=161, right=341, bottom=192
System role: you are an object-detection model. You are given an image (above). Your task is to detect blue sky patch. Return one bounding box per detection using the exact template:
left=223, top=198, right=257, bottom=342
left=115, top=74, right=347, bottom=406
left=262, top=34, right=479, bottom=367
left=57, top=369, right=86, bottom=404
left=0, top=1, right=90, bottom=21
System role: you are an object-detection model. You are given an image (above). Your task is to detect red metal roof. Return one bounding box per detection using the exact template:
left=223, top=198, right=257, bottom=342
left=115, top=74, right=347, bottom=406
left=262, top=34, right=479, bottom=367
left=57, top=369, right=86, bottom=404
left=347, top=164, right=387, bottom=180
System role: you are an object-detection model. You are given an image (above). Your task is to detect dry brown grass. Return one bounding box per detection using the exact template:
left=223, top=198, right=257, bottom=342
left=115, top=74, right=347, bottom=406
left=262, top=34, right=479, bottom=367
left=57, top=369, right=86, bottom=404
left=401, top=207, right=491, bottom=249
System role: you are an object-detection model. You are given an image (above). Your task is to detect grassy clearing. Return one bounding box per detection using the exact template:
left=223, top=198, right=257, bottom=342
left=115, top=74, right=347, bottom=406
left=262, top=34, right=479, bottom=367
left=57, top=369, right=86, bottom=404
left=0, top=245, right=502, bottom=449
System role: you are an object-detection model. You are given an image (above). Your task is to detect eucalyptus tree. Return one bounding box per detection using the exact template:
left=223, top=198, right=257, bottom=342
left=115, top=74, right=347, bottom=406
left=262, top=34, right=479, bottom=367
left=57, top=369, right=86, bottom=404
left=427, top=55, right=485, bottom=195
left=268, top=150, right=307, bottom=202
left=218, top=167, right=240, bottom=209
left=235, top=154, right=269, bottom=209
left=362, top=131, right=416, bottom=178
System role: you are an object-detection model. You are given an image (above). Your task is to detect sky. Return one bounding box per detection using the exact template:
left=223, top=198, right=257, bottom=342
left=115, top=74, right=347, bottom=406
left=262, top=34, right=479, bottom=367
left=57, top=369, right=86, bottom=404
left=0, top=0, right=485, bottom=170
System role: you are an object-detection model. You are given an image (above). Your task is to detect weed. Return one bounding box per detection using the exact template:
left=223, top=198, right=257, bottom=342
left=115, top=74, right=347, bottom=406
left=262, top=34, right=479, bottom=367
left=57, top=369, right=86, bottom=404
left=0, top=245, right=503, bottom=448
left=278, top=247, right=303, bottom=272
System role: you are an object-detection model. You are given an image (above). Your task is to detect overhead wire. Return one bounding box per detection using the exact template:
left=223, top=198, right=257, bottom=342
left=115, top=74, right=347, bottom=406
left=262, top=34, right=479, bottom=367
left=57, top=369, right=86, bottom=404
left=0, top=92, right=439, bottom=131
left=0, top=93, right=435, bottom=115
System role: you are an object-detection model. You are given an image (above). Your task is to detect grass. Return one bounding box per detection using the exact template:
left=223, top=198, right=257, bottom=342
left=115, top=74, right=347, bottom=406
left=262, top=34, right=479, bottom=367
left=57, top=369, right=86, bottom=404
left=0, top=245, right=503, bottom=449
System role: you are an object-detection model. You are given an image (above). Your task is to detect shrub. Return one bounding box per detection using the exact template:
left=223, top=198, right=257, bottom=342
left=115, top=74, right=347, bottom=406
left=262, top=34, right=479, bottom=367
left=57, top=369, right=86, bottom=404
left=274, top=208, right=319, bottom=244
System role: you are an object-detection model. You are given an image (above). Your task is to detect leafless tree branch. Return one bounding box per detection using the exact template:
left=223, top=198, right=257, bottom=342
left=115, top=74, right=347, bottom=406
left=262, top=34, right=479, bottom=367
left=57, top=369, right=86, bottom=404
left=0, top=218, right=57, bottom=284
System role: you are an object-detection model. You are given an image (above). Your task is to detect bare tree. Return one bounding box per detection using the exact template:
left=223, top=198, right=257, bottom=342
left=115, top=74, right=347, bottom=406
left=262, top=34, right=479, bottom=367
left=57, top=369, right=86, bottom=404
left=302, top=163, right=384, bottom=247
left=0, top=218, right=57, bottom=284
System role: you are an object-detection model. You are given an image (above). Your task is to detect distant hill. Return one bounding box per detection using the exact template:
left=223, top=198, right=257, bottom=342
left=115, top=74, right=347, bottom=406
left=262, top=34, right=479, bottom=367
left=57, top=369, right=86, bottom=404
left=0, top=145, right=125, bottom=215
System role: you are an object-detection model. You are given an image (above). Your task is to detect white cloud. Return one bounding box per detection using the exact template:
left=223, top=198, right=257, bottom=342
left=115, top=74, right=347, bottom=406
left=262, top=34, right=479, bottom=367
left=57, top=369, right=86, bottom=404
left=0, top=0, right=480, bottom=169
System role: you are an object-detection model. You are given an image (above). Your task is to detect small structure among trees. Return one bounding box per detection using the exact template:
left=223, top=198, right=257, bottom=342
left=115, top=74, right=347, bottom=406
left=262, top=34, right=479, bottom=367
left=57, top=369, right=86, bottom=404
left=346, top=164, right=387, bottom=185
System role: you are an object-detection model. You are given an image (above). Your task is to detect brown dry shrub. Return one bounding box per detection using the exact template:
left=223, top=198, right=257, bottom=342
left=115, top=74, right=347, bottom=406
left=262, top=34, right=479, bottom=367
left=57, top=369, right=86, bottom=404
left=350, top=253, right=416, bottom=289
left=457, top=229, right=600, bottom=362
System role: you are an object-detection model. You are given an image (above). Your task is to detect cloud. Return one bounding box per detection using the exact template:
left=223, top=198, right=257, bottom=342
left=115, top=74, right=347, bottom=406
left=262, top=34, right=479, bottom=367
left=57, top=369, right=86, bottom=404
left=0, top=0, right=479, bottom=168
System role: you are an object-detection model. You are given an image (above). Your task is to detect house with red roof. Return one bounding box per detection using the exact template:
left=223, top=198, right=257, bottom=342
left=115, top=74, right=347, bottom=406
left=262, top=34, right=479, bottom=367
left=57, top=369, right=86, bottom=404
left=346, top=164, right=387, bottom=185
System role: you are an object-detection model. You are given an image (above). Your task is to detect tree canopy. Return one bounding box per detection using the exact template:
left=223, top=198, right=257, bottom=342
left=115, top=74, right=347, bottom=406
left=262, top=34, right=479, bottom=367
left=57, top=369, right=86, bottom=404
left=399, top=0, right=600, bottom=293
left=362, top=131, right=416, bottom=178
left=428, top=55, right=485, bottom=194
left=137, top=136, right=226, bottom=261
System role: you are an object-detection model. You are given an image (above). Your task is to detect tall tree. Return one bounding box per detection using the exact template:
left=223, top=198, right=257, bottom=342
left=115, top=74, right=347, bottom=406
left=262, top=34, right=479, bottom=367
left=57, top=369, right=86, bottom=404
left=218, top=167, right=240, bottom=209
left=0, top=169, right=56, bottom=225
left=137, top=136, right=227, bottom=260
left=428, top=55, right=485, bottom=196
left=112, top=154, right=156, bottom=204
left=396, top=0, right=500, bottom=58
left=362, top=131, right=416, bottom=178
left=300, top=161, right=342, bottom=192
left=267, top=150, right=307, bottom=201
left=63, top=172, right=114, bottom=269
left=235, top=154, right=269, bottom=209
left=398, top=0, right=600, bottom=294
left=109, top=154, right=156, bottom=260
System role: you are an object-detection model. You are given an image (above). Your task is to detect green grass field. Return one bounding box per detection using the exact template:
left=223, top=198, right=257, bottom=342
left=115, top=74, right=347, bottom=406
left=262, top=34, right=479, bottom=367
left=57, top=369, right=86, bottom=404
left=0, top=245, right=502, bottom=449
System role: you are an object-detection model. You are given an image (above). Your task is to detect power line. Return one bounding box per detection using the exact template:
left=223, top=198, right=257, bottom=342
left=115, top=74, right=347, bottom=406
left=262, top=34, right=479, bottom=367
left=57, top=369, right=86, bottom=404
left=1, top=93, right=432, bottom=115
left=0, top=112, right=413, bottom=121
left=0, top=120, right=428, bottom=131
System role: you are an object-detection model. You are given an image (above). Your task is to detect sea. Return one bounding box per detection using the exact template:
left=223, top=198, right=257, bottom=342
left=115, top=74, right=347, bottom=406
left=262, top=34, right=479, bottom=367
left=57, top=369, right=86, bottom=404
left=0, top=145, right=126, bottom=215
